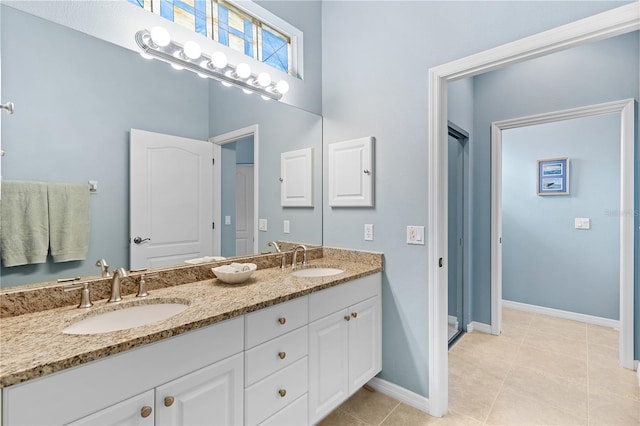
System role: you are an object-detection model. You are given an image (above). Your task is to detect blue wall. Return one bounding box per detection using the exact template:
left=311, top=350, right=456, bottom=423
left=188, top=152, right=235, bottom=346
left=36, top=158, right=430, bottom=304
left=322, top=1, right=635, bottom=397
left=502, top=114, right=621, bottom=319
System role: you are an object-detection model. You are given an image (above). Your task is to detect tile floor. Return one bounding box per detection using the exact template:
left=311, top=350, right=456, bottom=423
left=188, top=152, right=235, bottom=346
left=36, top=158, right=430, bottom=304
left=319, top=307, right=640, bottom=425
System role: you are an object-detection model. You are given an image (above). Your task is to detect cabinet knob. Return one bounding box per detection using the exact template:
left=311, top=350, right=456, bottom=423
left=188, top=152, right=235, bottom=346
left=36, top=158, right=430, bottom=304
left=164, top=396, right=175, bottom=407
left=278, top=317, right=286, bottom=325
left=141, top=406, right=152, bottom=418
left=278, top=351, right=287, bottom=359
left=351, top=312, right=358, bottom=318
left=278, top=389, right=287, bottom=397
left=344, top=315, right=351, bottom=321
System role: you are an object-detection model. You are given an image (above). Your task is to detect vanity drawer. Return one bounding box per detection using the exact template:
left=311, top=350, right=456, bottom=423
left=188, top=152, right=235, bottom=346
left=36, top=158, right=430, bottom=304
left=309, top=274, right=380, bottom=322
left=244, top=357, right=308, bottom=425
left=245, top=296, right=308, bottom=349
left=259, top=394, right=308, bottom=426
left=245, top=326, right=308, bottom=386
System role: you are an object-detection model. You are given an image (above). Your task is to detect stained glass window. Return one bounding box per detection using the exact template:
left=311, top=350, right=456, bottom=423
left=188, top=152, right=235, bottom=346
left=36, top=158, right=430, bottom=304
left=126, top=0, right=293, bottom=75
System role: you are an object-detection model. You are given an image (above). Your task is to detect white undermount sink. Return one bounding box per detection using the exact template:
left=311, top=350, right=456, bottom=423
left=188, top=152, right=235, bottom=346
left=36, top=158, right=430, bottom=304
left=290, top=267, right=344, bottom=278
left=62, top=302, right=189, bottom=335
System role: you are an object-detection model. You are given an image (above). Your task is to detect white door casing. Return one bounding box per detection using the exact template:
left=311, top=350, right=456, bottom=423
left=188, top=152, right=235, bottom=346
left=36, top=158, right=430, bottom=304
left=427, top=4, right=639, bottom=417
left=130, top=129, right=213, bottom=270
left=211, top=125, right=259, bottom=256
left=235, top=165, right=254, bottom=256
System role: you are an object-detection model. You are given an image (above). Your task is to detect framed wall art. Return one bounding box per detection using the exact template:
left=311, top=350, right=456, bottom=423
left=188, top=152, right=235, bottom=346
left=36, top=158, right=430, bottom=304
left=537, top=157, right=569, bottom=195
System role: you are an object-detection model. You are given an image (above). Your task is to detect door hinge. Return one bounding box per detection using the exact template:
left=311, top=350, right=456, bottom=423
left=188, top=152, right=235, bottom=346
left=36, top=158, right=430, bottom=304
left=212, top=222, right=215, bottom=230
left=212, top=158, right=215, bottom=165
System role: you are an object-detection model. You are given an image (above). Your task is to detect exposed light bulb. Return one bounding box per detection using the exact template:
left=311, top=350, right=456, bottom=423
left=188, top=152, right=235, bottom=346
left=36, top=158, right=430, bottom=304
left=198, top=73, right=208, bottom=78
left=171, top=63, right=184, bottom=70
left=211, top=52, right=228, bottom=69
left=236, top=62, right=251, bottom=79
left=150, top=26, right=170, bottom=47
left=261, top=95, right=271, bottom=101
left=257, top=72, right=271, bottom=87
left=139, top=52, right=153, bottom=60
left=183, top=41, right=201, bottom=60
left=276, top=80, right=289, bottom=94
left=242, top=89, right=253, bottom=94
left=222, top=81, right=232, bottom=87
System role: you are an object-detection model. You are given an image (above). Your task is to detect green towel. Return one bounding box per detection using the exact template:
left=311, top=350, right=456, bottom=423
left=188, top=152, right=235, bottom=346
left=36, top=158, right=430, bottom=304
left=48, top=183, right=90, bottom=262
left=0, top=181, right=49, bottom=267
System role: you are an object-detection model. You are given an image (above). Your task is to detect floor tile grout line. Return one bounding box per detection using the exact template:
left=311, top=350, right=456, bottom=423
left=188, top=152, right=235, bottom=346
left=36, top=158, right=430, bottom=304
left=376, top=401, right=401, bottom=426
left=480, top=317, right=529, bottom=425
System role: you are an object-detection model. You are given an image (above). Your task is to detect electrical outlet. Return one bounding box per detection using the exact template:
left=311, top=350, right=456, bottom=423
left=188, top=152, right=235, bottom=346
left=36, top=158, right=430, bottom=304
left=225, top=215, right=231, bottom=225
left=364, top=224, right=374, bottom=241
left=575, top=218, right=591, bottom=229
left=259, top=219, right=268, bottom=231
left=284, top=220, right=290, bottom=234
left=407, top=226, right=425, bottom=245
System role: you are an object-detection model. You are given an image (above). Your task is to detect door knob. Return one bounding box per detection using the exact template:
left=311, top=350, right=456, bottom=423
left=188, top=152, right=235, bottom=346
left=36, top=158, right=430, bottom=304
left=278, top=351, right=286, bottom=359
left=344, top=315, right=351, bottom=321
left=351, top=312, right=358, bottom=318
left=133, top=237, right=151, bottom=244
left=278, top=389, right=287, bottom=397
left=164, top=396, right=175, bottom=407
left=278, top=317, right=286, bottom=325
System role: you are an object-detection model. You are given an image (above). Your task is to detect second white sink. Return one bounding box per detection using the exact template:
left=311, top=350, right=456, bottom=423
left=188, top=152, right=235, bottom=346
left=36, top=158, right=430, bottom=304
left=63, top=302, right=189, bottom=335
left=290, top=267, right=344, bottom=278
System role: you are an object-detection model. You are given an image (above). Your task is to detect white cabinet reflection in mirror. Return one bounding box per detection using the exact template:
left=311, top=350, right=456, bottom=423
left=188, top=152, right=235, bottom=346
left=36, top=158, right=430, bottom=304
left=281, top=148, right=314, bottom=207
left=328, top=137, right=375, bottom=207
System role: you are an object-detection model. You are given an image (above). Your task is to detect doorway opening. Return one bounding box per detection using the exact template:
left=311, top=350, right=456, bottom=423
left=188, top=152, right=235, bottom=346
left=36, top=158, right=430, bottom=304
left=447, top=123, right=469, bottom=346
left=211, top=125, right=260, bottom=257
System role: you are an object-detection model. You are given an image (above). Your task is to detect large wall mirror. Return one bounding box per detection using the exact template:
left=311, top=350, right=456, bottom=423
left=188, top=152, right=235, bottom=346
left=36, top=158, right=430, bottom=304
left=0, top=4, right=322, bottom=288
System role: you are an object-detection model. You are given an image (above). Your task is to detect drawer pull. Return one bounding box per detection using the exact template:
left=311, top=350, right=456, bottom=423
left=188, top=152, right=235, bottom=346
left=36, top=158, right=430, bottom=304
left=351, top=312, right=358, bottom=318
left=278, top=351, right=286, bottom=359
left=278, top=317, right=286, bottom=325
left=164, top=396, right=175, bottom=407
left=344, top=315, right=351, bottom=321
left=141, top=406, right=152, bottom=418
left=278, top=389, right=287, bottom=397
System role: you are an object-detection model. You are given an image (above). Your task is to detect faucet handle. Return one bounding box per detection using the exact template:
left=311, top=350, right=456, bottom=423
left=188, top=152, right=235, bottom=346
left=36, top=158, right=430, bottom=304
left=63, top=282, right=93, bottom=309
left=96, top=259, right=110, bottom=278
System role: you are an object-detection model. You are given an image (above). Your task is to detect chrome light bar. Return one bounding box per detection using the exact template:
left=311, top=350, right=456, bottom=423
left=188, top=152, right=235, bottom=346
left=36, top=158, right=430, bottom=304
left=135, top=28, right=289, bottom=101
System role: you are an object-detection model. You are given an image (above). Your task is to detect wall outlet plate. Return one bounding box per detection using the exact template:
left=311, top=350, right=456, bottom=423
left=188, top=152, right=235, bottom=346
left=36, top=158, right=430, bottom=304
left=364, top=224, right=374, bottom=241
left=407, top=226, right=425, bottom=245
left=575, top=217, right=591, bottom=229
left=284, top=220, right=290, bottom=234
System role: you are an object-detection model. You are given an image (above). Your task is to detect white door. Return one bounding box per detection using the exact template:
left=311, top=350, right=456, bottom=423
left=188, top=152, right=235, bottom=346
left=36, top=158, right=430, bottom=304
left=155, top=353, right=244, bottom=426
left=348, top=296, right=381, bottom=394
left=130, top=129, right=213, bottom=269
left=68, top=390, right=155, bottom=426
left=235, top=165, right=254, bottom=256
left=308, top=309, right=349, bottom=424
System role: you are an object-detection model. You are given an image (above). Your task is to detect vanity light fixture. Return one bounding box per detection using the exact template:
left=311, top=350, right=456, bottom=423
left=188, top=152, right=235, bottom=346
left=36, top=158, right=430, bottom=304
left=135, top=27, right=289, bottom=101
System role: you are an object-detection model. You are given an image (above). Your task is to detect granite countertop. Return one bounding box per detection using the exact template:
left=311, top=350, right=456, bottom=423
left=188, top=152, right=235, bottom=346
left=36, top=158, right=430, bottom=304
left=0, top=251, right=382, bottom=388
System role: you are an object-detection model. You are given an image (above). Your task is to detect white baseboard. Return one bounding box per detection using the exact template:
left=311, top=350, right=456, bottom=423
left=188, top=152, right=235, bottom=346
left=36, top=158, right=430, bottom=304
left=502, top=300, right=620, bottom=329
left=467, top=321, right=492, bottom=334
left=448, top=315, right=459, bottom=329
left=636, top=361, right=640, bottom=385
left=366, top=377, right=430, bottom=414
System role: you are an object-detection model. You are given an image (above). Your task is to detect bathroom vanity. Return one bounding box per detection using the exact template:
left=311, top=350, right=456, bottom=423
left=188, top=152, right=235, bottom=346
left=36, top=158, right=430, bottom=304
left=0, top=249, right=382, bottom=425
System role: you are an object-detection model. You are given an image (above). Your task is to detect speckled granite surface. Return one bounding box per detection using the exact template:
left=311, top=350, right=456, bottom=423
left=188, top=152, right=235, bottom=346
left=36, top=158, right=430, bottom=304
left=0, top=248, right=382, bottom=388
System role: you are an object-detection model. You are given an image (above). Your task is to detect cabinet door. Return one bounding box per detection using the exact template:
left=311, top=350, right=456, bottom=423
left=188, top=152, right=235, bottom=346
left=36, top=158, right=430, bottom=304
left=308, top=309, right=349, bottom=424
left=156, top=353, right=243, bottom=426
left=281, top=147, right=313, bottom=207
left=67, top=390, right=154, bottom=426
left=348, top=296, right=381, bottom=394
left=328, top=136, right=374, bottom=207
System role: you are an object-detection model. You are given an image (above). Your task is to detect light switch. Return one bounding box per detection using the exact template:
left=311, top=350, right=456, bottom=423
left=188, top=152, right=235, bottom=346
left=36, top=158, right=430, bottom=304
left=407, top=226, right=425, bottom=245
left=364, top=224, right=374, bottom=241
left=575, top=218, right=591, bottom=230
left=224, top=215, right=231, bottom=225
left=259, top=219, right=268, bottom=231
left=284, top=220, right=290, bottom=234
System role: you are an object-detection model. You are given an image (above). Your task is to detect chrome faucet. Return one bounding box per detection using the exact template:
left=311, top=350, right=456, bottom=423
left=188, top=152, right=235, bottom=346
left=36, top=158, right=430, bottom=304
left=268, top=241, right=287, bottom=269
left=291, top=245, right=308, bottom=269
left=109, top=268, right=128, bottom=303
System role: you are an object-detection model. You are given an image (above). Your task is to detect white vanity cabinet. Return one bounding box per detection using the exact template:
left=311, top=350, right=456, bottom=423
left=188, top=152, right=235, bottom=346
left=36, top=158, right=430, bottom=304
left=3, top=317, right=244, bottom=426
left=244, top=297, right=309, bottom=426
left=308, top=274, right=382, bottom=424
